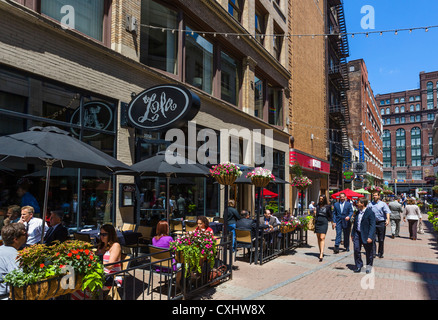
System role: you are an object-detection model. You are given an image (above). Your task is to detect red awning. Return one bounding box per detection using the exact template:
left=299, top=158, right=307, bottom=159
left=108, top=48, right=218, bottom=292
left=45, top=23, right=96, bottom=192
left=255, top=189, right=278, bottom=198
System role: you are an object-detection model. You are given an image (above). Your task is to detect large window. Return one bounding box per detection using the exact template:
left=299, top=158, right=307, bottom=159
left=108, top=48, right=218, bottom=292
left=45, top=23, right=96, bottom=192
left=140, top=0, right=179, bottom=74
left=396, top=128, right=406, bottom=167
left=411, top=127, right=421, bottom=167
left=228, top=0, right=244, bottom=23
left=268, top=85, right=283, bottom=126
left=412, top=170, right=423, bottom=180
left=383, top=130, right=391, bottom=167
left=221, top=51, right=241, bottom=106
left=255, top=9, right=265, bottom=44
left=254, top=75, right=264, bottom=119
left=0, top=67, right=117, bottom=231
left=41, top=0, right=109, bottom=43
left=185, top=27, right=214, bottom=94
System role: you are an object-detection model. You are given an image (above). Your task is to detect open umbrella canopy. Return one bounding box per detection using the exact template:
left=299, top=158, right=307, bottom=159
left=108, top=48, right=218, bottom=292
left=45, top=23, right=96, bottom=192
left=0, top=126, right=133, bottom=172
left=255, top=188, right=278, bottom=198
left=0, top=126, right=135, bottom=243
left=354, top=188, right=370, bottom=195
left=128, top=150, right=210, bottom=177
left=331, top=188, right=364, bottom=200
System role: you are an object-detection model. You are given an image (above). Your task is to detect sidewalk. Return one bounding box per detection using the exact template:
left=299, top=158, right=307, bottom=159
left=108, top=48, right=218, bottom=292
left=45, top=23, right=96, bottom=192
left=197, top=213, right=438, bottom=300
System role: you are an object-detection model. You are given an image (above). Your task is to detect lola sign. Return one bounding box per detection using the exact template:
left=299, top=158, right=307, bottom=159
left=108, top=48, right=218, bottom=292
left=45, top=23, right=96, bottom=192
left=127, top=85, right=200, bottom=131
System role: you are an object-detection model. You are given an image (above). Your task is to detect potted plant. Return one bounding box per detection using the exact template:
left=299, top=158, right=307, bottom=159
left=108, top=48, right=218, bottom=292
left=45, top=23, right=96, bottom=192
left=246, top=167, right=275, bottom=188
left=291, top=176, right=312, bottom=191
left=433, top=185, right=438, bottom=195
left=365, top=185, right=383, bottom=194
left=170, top=229, right=217, bottom=277
left=279, top=218, right=300, bottom=233
left=210, top=162, right=242, bottom=185
left=4, top=240, right=104, bottom=300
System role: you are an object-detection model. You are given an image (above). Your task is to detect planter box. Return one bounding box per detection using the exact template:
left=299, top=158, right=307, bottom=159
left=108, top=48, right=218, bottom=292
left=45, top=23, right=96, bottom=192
left=10, top=275, right=83, bottom=300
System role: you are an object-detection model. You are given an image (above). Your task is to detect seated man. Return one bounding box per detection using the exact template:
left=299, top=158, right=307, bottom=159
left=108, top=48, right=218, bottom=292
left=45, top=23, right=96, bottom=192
left=44, top=210, right=68, bottom=246
left=259, top=209, right=280, bottom=231
left=236, top=210, right=257, bottom=238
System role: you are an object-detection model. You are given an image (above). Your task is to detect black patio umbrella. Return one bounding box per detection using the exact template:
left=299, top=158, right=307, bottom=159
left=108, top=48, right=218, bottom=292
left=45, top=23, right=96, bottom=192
left=0, top=126, right=135, bottom=243
left=120, top=150, right=211, bottom=224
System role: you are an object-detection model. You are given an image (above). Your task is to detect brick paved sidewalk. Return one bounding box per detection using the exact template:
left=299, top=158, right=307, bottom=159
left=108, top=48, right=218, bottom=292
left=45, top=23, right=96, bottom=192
left=197, top=213, right=438, bottom=300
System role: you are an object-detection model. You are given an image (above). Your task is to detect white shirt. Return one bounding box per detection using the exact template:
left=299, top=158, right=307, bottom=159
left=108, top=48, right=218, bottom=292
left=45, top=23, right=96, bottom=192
left=24, top=217, right=47, bottom=245
left=357, top=209, right=365, bottom=232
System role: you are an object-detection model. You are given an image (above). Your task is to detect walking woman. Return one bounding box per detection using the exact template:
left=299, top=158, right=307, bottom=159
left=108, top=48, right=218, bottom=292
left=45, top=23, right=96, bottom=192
left=314, top=195, right=333, bottom=262
left=403, top=197, right=422, bottom=240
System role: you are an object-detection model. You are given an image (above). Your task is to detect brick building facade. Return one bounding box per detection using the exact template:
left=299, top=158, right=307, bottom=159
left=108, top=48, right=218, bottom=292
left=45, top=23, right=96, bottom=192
left=0, top=0, right=291, bottom=229
left=346, top=59, right=383, bottom=187
left=376, top=71, right=438, bottom=193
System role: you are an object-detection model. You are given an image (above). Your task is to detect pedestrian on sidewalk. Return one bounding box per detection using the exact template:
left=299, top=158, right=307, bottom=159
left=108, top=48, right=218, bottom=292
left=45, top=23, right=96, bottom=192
left=388, top=197, right=403, bottom=238
left=332, top=192, right=354, bottom=253
left=403, top=197, right=422, bottom=240
left=367, top=191, right=390, bottom=259
left=352, top=198, right=376, bottom=274
left=314, top=195, right=333, bottom=262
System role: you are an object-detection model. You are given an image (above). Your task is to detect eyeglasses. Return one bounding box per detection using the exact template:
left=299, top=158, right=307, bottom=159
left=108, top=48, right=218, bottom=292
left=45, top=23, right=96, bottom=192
left=99, top=233, right=108, bottom=237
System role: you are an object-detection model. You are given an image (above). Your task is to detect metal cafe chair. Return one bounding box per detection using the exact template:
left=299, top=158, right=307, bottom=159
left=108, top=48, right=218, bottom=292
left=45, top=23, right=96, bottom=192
left=185, top=221, right=197, bottom=233
left=148, top=246, right=180, bottom=297
left=123, top=226, right=153, bottom=257
left=235, top=229, right=256, bottom=264
left=170, top=220, right=184, bottom=237
left=73, top=232, right=92, bottom=243
left=121, top=223, right=136, bottom=232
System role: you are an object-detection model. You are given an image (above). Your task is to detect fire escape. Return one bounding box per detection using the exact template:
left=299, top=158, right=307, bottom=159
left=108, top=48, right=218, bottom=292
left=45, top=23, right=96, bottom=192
left=327, top=0, right=350, bottom=185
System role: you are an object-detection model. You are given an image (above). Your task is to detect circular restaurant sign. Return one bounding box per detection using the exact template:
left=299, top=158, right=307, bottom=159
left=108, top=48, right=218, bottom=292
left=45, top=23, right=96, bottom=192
left=70, top=101, right=113, bottom=138
left=127, top=85, right=201, bottom=131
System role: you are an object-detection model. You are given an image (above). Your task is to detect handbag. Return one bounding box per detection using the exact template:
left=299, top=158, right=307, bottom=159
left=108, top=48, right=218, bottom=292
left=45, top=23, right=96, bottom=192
left=209, top=265, right=227, bottom=286
left=307, top=215, right=315, bottom=231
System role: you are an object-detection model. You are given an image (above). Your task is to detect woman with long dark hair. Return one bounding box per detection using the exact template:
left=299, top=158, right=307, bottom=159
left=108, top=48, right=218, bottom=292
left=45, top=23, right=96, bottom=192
left=96, top=224, right=122, bottom=286
left=314, top=195, right=333, bottom=262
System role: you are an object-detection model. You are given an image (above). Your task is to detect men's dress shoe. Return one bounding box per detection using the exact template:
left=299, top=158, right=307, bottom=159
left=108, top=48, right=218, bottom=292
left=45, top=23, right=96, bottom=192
left=334, top=249, right=339, bottom=254
left=345, top=248, right=350, bottom=252
left=391, top=235, right=395, bottom=239
left=353, top=268, right=361, bottom=273
left=366, top=269, right=371, bottom=274
left=378, top=254, right=384, bottom=258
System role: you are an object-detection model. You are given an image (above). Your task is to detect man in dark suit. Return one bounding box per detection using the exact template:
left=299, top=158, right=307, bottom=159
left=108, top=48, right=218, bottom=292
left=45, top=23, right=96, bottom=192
left=332, top=192, right=354, bottom=253
left=236, top=210, right=257, bottom=238
left=351, top=198, right=376, bottom=274
left=259, top=209, right=280, bottom=231
left=44, top=210, right=68, bottom=246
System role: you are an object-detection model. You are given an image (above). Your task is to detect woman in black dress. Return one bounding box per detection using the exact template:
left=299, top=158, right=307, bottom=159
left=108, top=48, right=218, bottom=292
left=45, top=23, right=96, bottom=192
left=314, top=195, right=333, bottom=262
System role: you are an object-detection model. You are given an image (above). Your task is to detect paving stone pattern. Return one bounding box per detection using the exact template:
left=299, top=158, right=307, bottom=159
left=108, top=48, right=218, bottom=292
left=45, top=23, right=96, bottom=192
left=196, top=213, right=438, bottom=300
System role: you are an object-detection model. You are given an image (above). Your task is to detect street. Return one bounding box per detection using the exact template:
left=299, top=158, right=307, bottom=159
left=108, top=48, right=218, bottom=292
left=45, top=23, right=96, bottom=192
left=197, top=214, right=438, bottom=300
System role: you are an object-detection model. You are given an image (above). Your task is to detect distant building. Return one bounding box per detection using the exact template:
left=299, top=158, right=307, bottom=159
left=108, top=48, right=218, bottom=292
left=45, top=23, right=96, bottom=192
left=376, top=71, right=438, bottom=193
left=346, top=59, right=383, bottom=187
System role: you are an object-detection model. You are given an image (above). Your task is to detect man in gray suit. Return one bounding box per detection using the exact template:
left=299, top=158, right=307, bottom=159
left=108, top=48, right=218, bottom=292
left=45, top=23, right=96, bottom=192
left=388, top=197, right=403, bottom=238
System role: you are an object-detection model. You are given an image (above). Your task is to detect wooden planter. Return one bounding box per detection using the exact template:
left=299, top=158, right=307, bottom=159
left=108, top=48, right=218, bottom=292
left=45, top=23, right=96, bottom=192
left=251, top=176, right=271, bottom=188
left=214, top=175, right=237, bottom=185
left=10, top=275, right=83, bottom=300
left=280, top=225, right=296, bottom=234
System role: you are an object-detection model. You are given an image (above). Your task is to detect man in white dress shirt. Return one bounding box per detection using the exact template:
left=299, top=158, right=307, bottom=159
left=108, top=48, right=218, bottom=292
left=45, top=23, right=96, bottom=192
left=18, top=205, right=47, bottom=246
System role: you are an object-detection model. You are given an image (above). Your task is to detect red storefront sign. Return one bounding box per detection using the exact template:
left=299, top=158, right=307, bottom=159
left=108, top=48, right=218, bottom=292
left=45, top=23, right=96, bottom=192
left=290, top=149, right=330, bottom=174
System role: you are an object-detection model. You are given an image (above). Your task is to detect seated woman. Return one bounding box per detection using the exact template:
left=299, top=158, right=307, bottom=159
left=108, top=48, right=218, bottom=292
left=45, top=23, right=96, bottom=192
left=152, top=220, right=173, bottom=248
left=96, top=224, right=123, bottom=287
left=196, top=216, right=214, bottom=234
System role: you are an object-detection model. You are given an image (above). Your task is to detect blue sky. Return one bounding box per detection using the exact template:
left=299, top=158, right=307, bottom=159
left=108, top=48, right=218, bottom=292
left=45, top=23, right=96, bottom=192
left=343, top=0, right=438, bottom=95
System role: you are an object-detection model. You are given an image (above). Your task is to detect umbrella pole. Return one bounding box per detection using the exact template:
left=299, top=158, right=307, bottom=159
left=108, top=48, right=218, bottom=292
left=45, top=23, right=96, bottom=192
left=40, top=160, right=55, bottom=244
left=255, top=186, right=262, bottom=265
left=166, top=173, right=170, bottom=226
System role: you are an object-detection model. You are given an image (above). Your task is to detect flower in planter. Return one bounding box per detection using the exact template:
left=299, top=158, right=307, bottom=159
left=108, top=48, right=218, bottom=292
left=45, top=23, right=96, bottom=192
left=4, top=240, right=104, bottom=295
left=365, top=185, right=383, bottom=193
left=246, top=167, right=275, bottom=180
left=210, top=162, right=242, bottom=177
left=170, top=229, right=217, bottom=277
left=291, top=176, right=312, bottom=189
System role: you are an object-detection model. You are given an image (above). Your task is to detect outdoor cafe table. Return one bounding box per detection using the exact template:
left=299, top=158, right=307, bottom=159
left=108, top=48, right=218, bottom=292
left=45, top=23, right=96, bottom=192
left=77, top=229, right=141, bottom=246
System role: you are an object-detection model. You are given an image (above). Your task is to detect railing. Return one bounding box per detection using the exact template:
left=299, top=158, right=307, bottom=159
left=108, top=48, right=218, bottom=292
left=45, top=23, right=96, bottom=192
left=6, top=235, right=233, bottom=301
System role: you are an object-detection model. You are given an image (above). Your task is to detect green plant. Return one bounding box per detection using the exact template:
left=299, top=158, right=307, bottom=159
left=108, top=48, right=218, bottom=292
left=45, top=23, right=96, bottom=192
left=265, top=201, right=278, bottom=213
left=298, top=215, right=313, bottom=231
left=170, top=229, right=217, bottom=277
left=4, top=240, right=104, bottom=293
left=188, top=204, right=197, bottom=213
